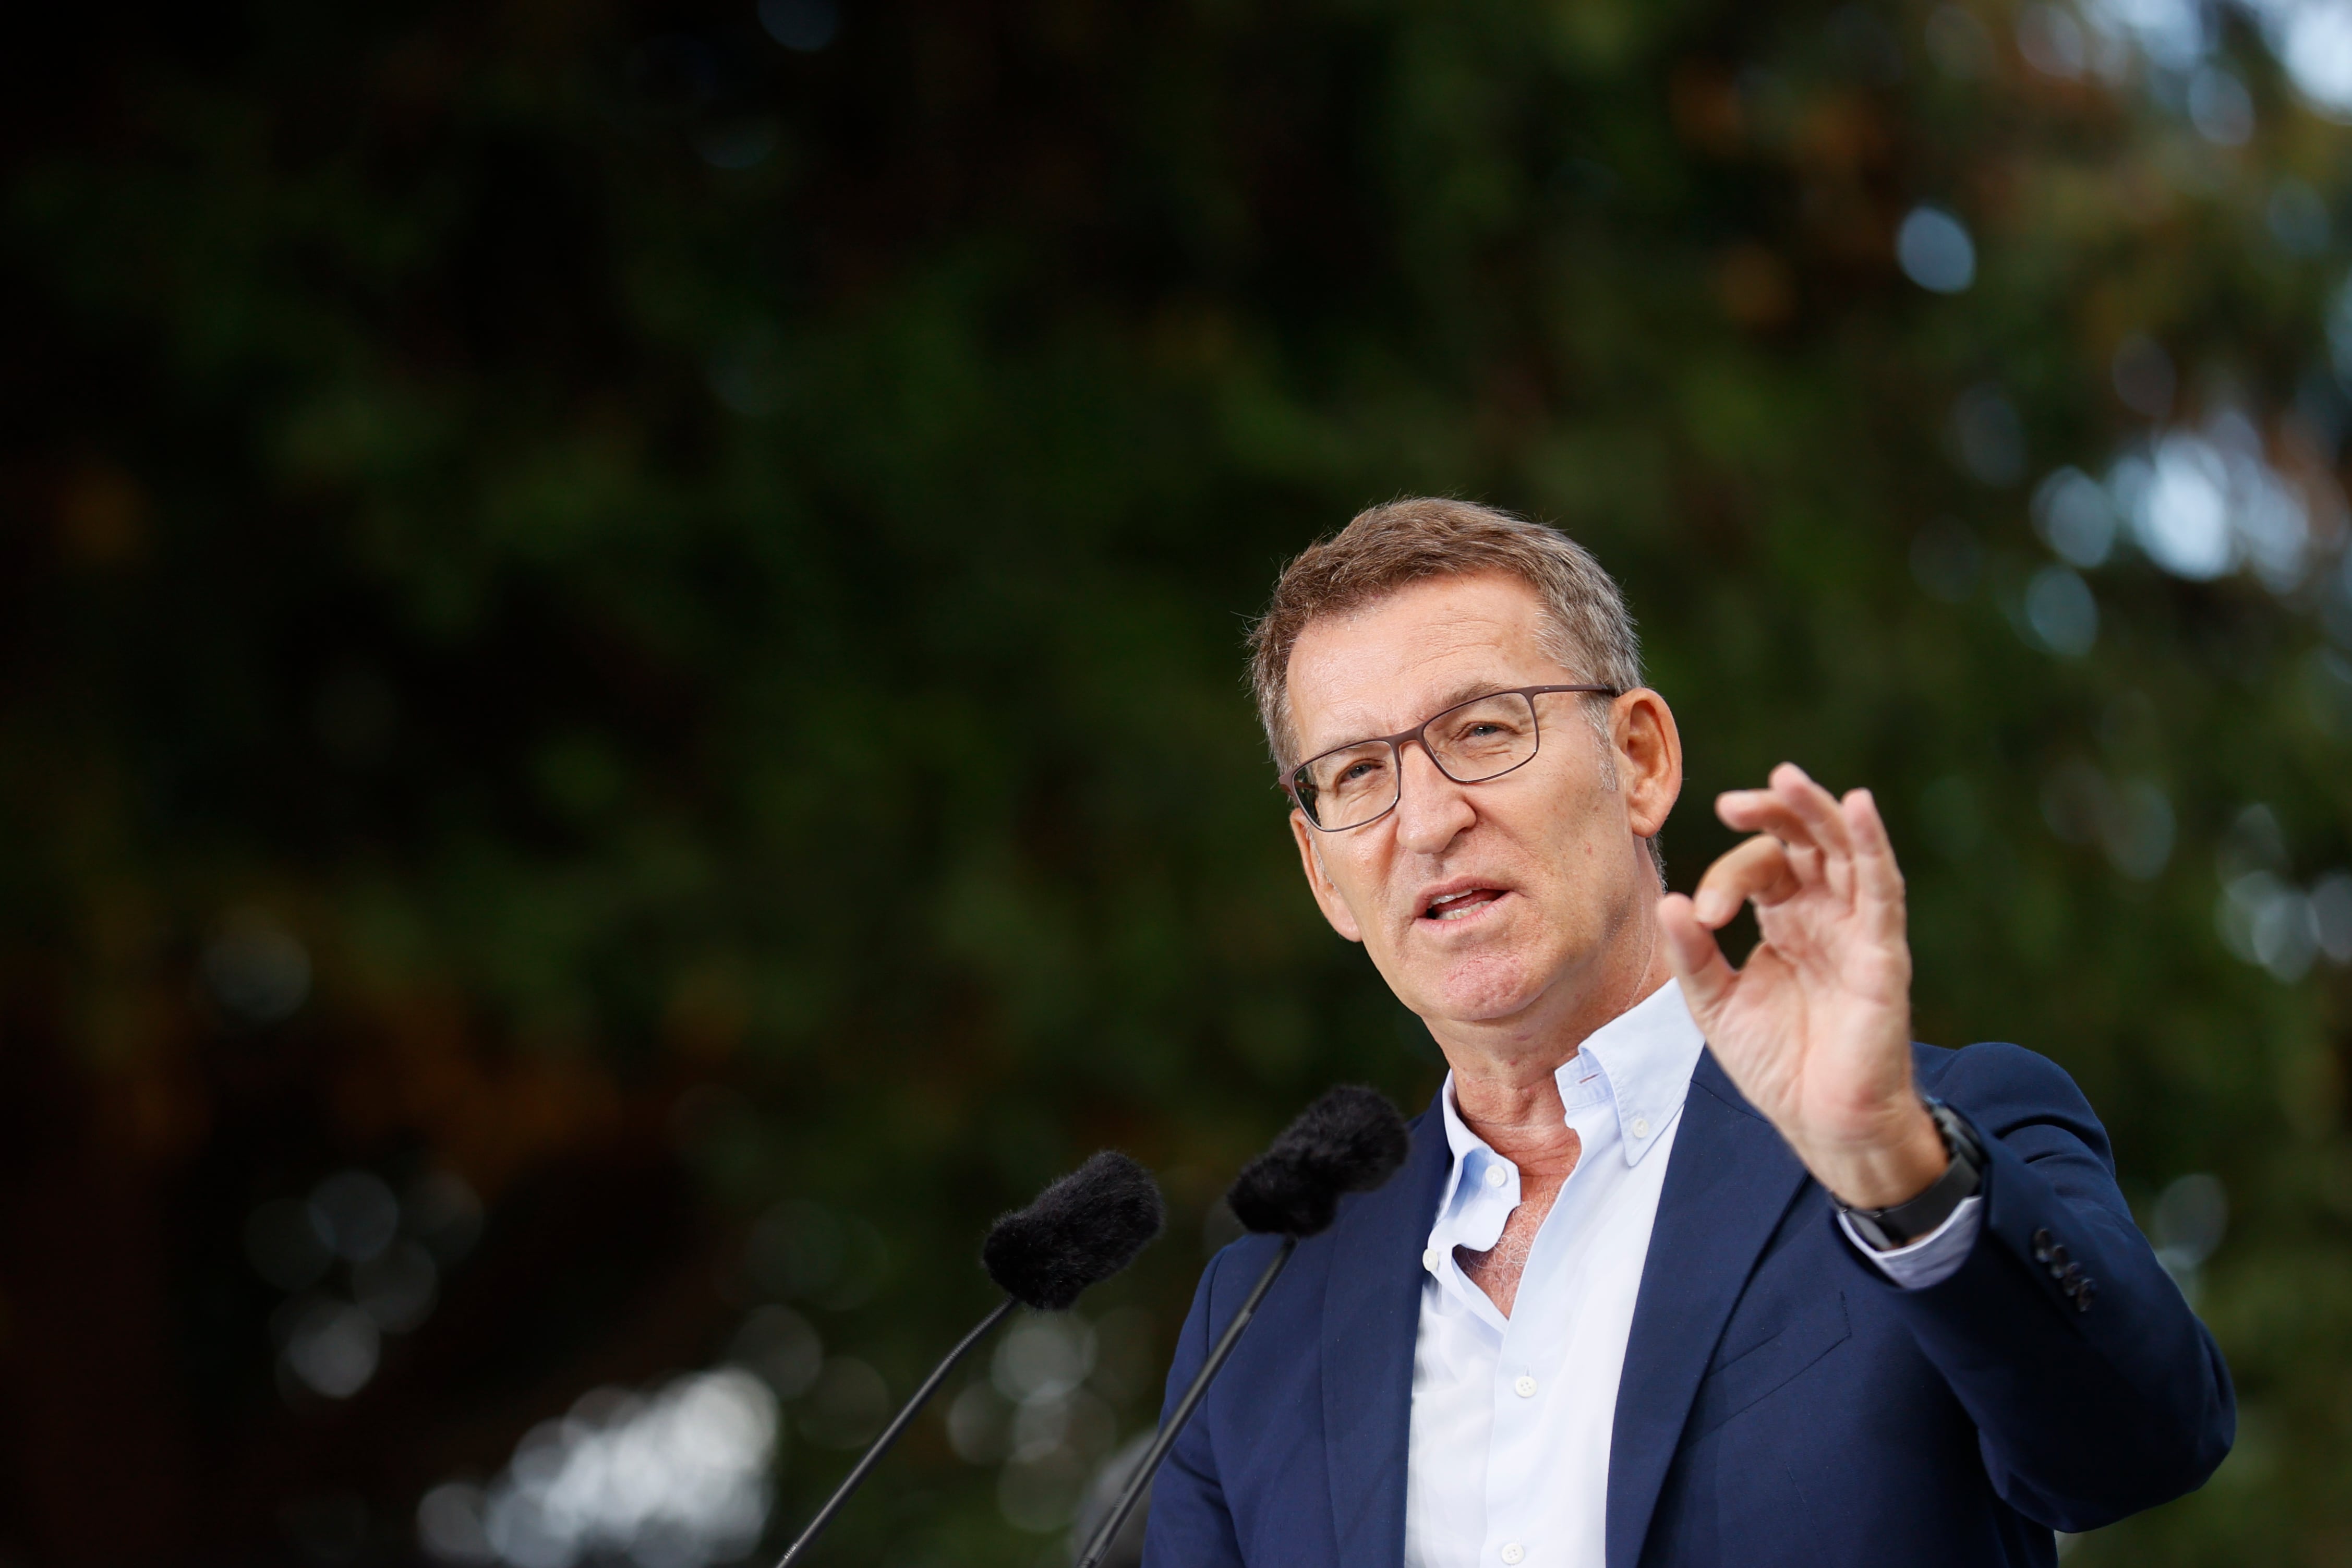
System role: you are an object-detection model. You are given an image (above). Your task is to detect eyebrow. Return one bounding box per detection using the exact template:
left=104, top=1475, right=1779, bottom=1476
left=1426, top=679, right=1505, bottom=716
left=1304, top=679, right=1521, bottom=758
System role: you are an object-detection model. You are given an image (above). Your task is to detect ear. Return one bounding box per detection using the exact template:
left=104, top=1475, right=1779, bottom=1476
left=1289, top=808, right=1366, bottom=943
left=1612, top=688, right=1682, bottom=843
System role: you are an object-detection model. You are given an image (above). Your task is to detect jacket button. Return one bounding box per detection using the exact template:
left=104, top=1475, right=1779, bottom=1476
left=2073, top=1277, right=2096, bottom=1312
left=2031, top=1228, right=2054, bottom=1262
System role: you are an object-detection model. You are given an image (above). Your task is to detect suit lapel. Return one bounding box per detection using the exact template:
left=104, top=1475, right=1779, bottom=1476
left=1322, top=1100, right=1451, bottom=1568
left=1605, top=1050, right=1809, bottom=1568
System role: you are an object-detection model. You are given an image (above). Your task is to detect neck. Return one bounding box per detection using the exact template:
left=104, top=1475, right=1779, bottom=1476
left=1433, top=900, right=1674, bottom=1180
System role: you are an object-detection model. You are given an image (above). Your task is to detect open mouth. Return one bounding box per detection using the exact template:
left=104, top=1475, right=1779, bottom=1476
left=1421, top=887, right=1506, bottom=922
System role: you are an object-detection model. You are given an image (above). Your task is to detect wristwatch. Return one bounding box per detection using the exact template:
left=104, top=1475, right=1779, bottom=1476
left=1838, top=1098, right=1983, bottom=1251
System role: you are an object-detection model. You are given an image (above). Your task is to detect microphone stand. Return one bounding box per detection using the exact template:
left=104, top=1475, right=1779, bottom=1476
left=1070, top=1236, right=1298, bottom=1568
left=773, top=1296, right=1016, bottom=1567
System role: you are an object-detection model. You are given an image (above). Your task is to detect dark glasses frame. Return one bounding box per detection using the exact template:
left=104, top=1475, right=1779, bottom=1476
left=1286, top=683, right=1622, bottom=832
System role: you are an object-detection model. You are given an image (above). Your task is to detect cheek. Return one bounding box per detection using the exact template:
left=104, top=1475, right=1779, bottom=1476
left=1320, top=847, right=1396, bottom=933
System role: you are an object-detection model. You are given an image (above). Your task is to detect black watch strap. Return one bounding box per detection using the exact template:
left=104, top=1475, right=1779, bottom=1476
left=1839, top=1099, right=1983, bottom=1251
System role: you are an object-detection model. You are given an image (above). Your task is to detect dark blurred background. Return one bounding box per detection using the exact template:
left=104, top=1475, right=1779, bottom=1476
left=3, top=0, right=2349, bottom=1563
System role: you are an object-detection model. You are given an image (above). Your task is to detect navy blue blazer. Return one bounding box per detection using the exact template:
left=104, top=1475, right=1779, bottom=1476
left=1143, top=1042, right=2234, bottom=1568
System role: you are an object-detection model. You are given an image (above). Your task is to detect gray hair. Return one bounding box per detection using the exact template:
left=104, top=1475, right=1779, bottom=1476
left=1245, top=497, right=1660, bottom=878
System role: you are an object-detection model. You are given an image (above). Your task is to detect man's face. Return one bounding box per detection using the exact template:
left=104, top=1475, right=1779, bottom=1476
left=1283, top=571, right=1680, bottom=1035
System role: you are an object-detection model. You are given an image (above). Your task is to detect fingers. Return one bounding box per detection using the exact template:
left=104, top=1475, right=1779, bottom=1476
left=1716, top=763, right=1853, bottom=858
left=1690, top=834, right=1801, bottom=926
left=1841, top=787, right=1906, bottom=914
left=1656, top=892, right=1738, bottom=1016
left=1718, top=764, right=1862, bottom=912
left=1773, top=763, right=1853, bottom=854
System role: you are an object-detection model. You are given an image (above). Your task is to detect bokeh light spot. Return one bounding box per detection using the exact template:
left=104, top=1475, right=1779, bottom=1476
left=406, top=1171, right=486, bottom=1263
left=284, top=1299, right=382, bottom=1400
left=2121, top=436, right=2234, bottom=579
left=1897, top=206, right=1976, bottom=293
left=2033, top=467, right=2118, bottom=567
left=204, top=912, right=311, bottom=1024
left=993, top=1314, right=1096, bottom=1405
left=2023, top=565, right=2099, bottom=656
left=1950, top=384, right=2025, bottom=486
left=947, top=1380, right=1012, bottom=1463
left=354, top=1240, right=439, bottom=1332
left=451, top=1369, right=777, bottom=1568
left=727, top=1304, right=823, bottom=1400
left=2018, top=4, right=2090, bottom=75
left=2218, top=871, right=2320, bottom=979
left=2260, top=0, right=2352, bottom=121
left=2188, top=66, right=2256, bottom=144
left=797, top=1356, right=889, bottom=1450
left=312, top=1171, right=401, bottom=1263
left=418, top=1482, right=496, bottom=1564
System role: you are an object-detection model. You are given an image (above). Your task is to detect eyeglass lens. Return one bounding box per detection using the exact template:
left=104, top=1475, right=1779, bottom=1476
left=1294, top=691, right=1541, bottom=830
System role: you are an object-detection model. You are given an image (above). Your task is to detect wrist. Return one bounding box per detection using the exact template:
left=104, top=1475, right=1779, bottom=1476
left=1814, top=1101, right=1948, bottom=1211
left=1836, top=1100, right=1984, bottom=1251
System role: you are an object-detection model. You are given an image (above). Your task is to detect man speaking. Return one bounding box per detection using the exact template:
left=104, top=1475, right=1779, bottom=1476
left=1142, top=499, right=2233, bottom=1568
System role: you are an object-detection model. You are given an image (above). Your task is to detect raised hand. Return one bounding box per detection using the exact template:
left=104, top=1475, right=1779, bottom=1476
left=1655, top=763, right=1948, bottom=1210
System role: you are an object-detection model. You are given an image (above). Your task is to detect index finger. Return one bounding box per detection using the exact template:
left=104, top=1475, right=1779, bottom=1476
left=1718, top=764, right=1854, bottom=857
left=1691, top=833, right=1802, bottom=926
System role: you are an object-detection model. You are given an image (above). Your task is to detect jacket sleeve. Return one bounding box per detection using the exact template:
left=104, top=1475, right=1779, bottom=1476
left=1138, top=1241, right=1250, bottom=1568
left=1843, top=1042, right=2236, bottom=1531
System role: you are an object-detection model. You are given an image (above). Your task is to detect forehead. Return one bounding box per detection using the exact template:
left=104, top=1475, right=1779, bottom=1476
left=1285, top=572, right=1570, bottom=751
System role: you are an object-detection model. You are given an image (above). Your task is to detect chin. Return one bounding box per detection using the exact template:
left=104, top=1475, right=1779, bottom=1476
left=1415, top=952, right=1542, bottom=1024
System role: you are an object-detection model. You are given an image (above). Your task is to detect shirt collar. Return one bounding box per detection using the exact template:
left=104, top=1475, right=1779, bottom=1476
left=1432, top=978, right=1706, bottom=1212
left=1570, top=978, right=1706, bottom=1166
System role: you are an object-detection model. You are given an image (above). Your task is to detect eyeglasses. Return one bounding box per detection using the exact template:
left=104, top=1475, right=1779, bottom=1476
left=1286, top=684, right=1621, bottom=832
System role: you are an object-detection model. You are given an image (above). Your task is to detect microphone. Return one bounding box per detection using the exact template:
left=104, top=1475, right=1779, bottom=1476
left=774, top=1151, right=1164, bottom=1567
left=1072, top=1087, right=1410, bottom=1568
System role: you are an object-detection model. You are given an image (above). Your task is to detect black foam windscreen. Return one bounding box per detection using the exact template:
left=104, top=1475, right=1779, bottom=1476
left=981, top=1151, right=1165, bottom=1311
left=1225, top=1084, right=1410, bottom=1238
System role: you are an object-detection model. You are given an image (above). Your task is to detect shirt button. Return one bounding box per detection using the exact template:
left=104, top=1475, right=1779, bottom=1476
left=1423, top=1248, right=1440, bottom=1272
left=1484, top=1165, right=1509, bottom=1189
left=1514, top=1374, right=1537, bottom=1398
left=1631, top=1116, right=1651, bottom=1139
left=1501, top=1545, right=1526, bottom=1564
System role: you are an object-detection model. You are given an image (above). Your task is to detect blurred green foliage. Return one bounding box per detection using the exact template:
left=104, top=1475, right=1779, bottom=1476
left=3, top=0, right=2350, bottom=1563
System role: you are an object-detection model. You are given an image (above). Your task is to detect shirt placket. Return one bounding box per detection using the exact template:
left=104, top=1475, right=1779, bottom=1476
left=1470, top=1149, right=1531, bottom=1568
left=1480, top=1068, right=1617, bottom=1568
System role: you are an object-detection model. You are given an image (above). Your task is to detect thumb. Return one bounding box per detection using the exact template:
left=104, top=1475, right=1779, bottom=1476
left=1657, top=892, right=1738, bottom=1022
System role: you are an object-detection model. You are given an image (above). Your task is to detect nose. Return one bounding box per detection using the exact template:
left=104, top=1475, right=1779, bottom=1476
left=1391, top=737, right=1476, bottom=855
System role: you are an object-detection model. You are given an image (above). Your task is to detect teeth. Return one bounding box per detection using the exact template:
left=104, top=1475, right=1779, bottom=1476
left=1426, top=889, right=1491, bottom=918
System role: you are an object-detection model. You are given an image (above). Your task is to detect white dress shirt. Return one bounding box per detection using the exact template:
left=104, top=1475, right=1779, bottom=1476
left=1400, top=981, right=1981, bottom=1568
